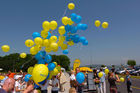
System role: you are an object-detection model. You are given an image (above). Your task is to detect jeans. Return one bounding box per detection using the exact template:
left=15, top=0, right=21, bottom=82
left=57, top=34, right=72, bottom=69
left=100, top=81, right=106, bottom=93
left=41, top=90, right=47, bottom=93
left=52, top=90, right=58, bottom=93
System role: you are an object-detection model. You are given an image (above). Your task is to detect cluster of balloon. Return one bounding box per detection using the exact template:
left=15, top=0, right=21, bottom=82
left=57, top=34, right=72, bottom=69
left=1, top=45, right=10, bottom=52
left=24, top=3, right=88, bottom=55
left=23, top=2, right=88, bottom=85
left=95, top=20, right=109, bottom=29
left=24, top=55, right=61, bottom=86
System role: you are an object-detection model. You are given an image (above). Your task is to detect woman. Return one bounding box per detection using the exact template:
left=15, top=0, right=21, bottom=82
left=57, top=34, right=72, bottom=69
left=49, top=76, right=59, bottom=93
left=75, top=67, right=83, bottom=93
left=70, top=70, right=77, bottom=88
left=108, top=72, right=120, bottom=93
left=93, top=69, right=100, bottom=93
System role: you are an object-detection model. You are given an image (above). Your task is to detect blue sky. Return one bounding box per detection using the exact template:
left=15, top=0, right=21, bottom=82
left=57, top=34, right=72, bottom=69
left=0, top=0, right=140, bottom=66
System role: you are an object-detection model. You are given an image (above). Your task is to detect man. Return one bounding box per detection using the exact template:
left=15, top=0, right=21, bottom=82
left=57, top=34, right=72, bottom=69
left=0, top=78, right=15, bottom=93
left=126, top=71, right=132, bottom=93
left=100, top=68, right=106, bottom=93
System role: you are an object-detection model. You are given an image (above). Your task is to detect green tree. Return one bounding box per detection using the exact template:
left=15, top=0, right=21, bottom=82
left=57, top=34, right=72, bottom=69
left=127, top=60, right=136, bottom=68
left=101, top=64, right=106, bottom=67
left=0, top=53, right=71, bottom=72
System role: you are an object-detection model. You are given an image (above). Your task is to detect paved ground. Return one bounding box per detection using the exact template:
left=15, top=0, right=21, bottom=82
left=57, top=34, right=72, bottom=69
left=47, top=73, right=140, bottom=93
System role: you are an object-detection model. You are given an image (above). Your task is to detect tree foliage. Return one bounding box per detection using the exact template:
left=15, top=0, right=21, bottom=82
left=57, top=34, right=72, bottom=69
left=0, top=53, right=70, bottom=72
left=127, top=60, right=136, bottom=67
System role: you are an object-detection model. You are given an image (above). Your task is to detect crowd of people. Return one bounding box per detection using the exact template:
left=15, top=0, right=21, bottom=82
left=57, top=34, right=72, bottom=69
left=0, top=67, right=132, bottom=93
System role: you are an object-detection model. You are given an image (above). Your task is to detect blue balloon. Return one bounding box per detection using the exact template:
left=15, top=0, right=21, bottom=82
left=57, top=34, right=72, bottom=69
left=71, top=26, right=77, bottom=34
left=76, top=72, right=85, bottom=84
left=24, top=74, right=32, bottom=82
left=79, top=37, right=86, bottom=43
left=77, top=23, right=83, bottom=30
left=75, top=15, right=82, bottom=24
left=45, top=55, right=52, bottom=63
left=83, top=40, right=88, bottom=45
left=46, top=74, right=50, bottom=79
left=41, top=51, right=46, bottom=57
left=38, top=59, right=45, bottom=64
left=32, top=32, right=41, bottom=39
left=35, top=51, right=44, bottom=61
left=73, top=34, right=80, bottom=43
left=34, top=83, right=40, bottom=89
left=81, top=24, right=88, bottom=30
left=71, top=13, right=77, bottom=22
left=48, top=63, right=56, bottom=71
left=47, top=32, right=51, bottom=39
left=63, top=49, right=69, bottom=54
left=66, top=36, right=70, bottom=41
left=65, top=25, right=72, bottom=32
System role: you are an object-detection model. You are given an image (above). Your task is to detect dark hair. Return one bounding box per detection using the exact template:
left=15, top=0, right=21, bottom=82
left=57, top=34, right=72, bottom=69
left=100, top=68, right=103, bottom=71
left=111, top=68, right=115, bottom=72
left=93, top=69, right=97, bottom=73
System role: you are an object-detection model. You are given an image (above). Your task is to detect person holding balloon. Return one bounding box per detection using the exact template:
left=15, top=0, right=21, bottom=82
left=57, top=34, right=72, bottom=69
left=93, top=69, right=101, bottom=93
left=75, top=67, right=85, bottom=93
left=125, top=71, right=132, bottom=93
left=99, top=68, right=106, bottom=93
left=108, top=72, right=120, bottom=93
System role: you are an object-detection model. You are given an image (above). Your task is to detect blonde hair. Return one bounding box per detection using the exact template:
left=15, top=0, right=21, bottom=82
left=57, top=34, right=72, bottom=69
left=69, top=87, right=77, bottom=93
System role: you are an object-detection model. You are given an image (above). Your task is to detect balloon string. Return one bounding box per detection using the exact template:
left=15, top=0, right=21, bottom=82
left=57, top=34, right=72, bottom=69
left=21, top=56, right=34, bottom=68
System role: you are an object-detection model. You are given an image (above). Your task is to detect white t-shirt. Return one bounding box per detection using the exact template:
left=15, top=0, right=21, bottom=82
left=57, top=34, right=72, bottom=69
left=13, top=81, right=21, bottom=93
left=70, top=74, right=76, bottom=80
left=52, top=78, right=59, bottom=91
left=40, top=80, right=50, bottom=90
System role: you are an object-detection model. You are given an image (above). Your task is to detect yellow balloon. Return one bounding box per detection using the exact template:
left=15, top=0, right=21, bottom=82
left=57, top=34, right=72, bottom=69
left=50, top=21, right=58, bottom=30
left=25, top=39, right=34, bottom=47
left=68, top=3, right=75, bottom=10
left=0, top=76, right=5, bottom=80
left=56, top=65, right=61, bottom=72
left=27, top=67, right=34, bottom=75
left=58, top=26, right=66, bottom=35
left=50, top=36, right=57, bottom=42
left=1, top=45, right=10, bottom=52
left=20, top=53, right=27, bottom=58
left=102, top=22, right=109, bottom=29
left=61, top=44, right=67, bottom=50
left=50, top=43, right=58, bottom=51
left=34, top=45, right=42, bottom=52
left=59, top=36, right=65, bottom=42
left=67, top=41, right=74, bottom=46
left=42, top=21, right=50, bottom=31
left=53, top=48, right=58, bottom=52
left=30, top=47, right=38, bottom=55
left=98, top=72, right=103, bottom=78
left=68, top=18, right=74, bottom=25
left=32, top=64, right=49, bottom=83
left=34, top=37, right=43, bottom=45
left=57, top=41, right=63, bottom=47
left=52, top=68, right=59, bottom=76
left=120, top=77, right=125, bottom=82
left=95, top=20, right=101, bottom=27
left=62, top=16, right=69, bottom=25
left=43, top=39, right=50, bottom=47
left=45, top=47, right=51, bottom=53
left=41, top=30, right=48, bottom=39
left=105, top=69, right=109, bottom=74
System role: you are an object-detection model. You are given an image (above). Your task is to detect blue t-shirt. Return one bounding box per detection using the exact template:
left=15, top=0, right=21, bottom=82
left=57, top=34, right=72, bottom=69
left=0, top=88, right=7, bottom=93
left=100, top=72, right=106, bottom=83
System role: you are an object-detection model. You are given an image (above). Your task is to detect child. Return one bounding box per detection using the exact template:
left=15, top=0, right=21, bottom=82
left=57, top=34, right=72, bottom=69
left=49, top=76, right=59, bottom=93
